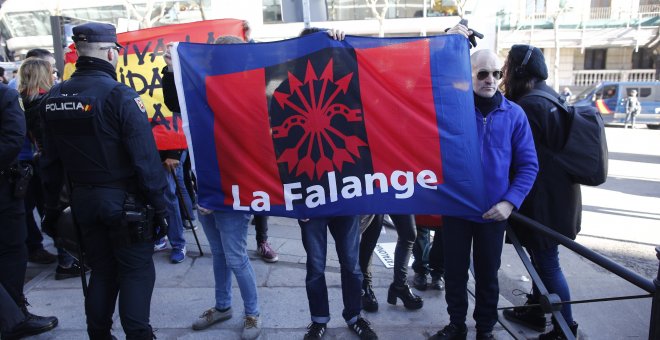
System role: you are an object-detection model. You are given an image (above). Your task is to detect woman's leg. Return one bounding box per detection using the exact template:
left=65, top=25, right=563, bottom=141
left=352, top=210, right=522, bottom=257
left=528, top=246, right=574, bottom=324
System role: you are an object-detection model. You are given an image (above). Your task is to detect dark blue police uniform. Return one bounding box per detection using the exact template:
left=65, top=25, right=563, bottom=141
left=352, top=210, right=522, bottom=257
left=0, top=83, right=29, bottom=320
left=40, top=23, right=167, bottom=340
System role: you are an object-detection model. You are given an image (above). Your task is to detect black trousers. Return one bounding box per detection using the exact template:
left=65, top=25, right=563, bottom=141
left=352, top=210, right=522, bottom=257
left=23, top=165, right=45, bottom=252
left=0, top=179, right=27, bottom=310
left=0, top=283, right=24, bottom=333
left=442, top=217, right=506, bottom=333
left=359, top=214, right=417, bottom=287
left=253, top=215, right=268, bottom=244
left=72, top=187, right=155, bottom=340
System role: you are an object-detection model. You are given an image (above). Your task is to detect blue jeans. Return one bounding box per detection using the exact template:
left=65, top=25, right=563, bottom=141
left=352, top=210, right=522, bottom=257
left=412, top=227, right=444, bottom=278
left=198, top=211, right=259, bottom=317
left=163, top=152, right=187, bottom=250
left=299, top=216, right=362, bottom=324
left=529, top=245, right=574, bottom=324
left=442, top=217, right=506, bottom=333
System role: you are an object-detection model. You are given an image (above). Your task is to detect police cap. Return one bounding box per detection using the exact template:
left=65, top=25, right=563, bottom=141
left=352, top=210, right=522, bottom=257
left=72, top=22, right=123, bottom=48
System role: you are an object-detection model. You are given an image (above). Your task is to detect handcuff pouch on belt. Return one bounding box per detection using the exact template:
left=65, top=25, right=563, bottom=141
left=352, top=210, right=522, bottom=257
left=114, top=194, right=155, bottom=246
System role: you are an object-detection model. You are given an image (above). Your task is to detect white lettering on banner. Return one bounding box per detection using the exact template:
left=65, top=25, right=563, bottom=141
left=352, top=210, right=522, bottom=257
left=233, top=169, right=439, bottom=212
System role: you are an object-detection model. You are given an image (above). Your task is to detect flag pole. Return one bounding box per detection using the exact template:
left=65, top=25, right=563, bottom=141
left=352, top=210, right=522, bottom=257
left=302, top=0, right=311, bottom=28
left=171, top=168, right=204, bottom=256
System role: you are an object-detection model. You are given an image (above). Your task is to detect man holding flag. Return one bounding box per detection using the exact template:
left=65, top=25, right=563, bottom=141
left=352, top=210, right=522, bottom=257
left=430, top=48, right=538, bottom=340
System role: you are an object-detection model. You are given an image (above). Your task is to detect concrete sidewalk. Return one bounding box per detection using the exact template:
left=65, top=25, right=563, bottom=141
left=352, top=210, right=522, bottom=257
left=22, top=216, right=653, bottom=339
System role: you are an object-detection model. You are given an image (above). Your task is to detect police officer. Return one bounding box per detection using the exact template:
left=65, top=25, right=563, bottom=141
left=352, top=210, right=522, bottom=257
left=40, top=23, right=168, bottom=340
left=0, top=82, right=58, bottom=338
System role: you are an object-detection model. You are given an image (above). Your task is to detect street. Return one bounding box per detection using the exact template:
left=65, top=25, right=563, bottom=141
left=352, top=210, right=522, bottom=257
left=579, top=126, right=660, bottom=278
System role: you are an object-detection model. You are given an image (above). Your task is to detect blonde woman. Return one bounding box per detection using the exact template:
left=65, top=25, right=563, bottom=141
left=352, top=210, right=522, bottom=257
left=18, top=57, right=87, bottom=280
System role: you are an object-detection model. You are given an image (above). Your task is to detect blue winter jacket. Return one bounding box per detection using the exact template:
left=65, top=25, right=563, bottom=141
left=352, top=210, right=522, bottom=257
left=474, top=92, right=538, bottom=222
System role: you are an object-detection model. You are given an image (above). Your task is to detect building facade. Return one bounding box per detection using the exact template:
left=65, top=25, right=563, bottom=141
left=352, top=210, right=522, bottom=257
left=496, top=0, right=660, bottom=92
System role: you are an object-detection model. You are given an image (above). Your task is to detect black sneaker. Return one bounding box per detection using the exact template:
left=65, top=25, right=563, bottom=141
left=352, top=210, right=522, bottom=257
left=55, top=260, right=90, bottom=280
left=3, top=312, right=58, bottom=340
left=304, top=322, right=327, bottom=340
left=502, top=295, right=546, bottom=332
left=429, top=323, right=468, bottom=340
left=412, top=272, right=428, bottom=290
left=28, top=248, right=57, bottom=264
left=349, top=317, right=378, bottom=340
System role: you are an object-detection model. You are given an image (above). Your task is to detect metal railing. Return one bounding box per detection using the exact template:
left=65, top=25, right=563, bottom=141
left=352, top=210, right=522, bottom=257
left=589, top=7, right=612, bottom=20
left=640, top=4, right=660, bottom=18
left=572, top=69, right=657, bottom=87
left=504, top=212, right=659, bottom=340
left=499, top=5, right=660, bottom=30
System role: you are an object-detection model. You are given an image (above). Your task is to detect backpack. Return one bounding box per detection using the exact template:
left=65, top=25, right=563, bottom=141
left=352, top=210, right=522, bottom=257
left=525, top=90, right=608, bottom=186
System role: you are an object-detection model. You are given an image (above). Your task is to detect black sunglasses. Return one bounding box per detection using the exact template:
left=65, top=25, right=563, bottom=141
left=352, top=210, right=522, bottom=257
left=100, top=46, right=122, bottom=52
left=477, top=70, right=503, bottom=80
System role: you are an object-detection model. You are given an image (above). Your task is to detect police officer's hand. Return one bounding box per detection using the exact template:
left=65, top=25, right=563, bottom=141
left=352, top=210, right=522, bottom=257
left=153, top=210, right=169, bottom=240
left=41, top=208, right=62, bottom=239
left=163, top=158, right=180, bottom=171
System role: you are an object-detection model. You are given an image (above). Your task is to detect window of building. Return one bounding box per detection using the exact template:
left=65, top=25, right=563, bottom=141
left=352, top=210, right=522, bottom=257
left=632, top=48, right=655, bottom=69
left=590, top=0, right=611, bottom=7
left=525, top=0, right=546, bottom=17
left=584, top=49, right=607, bottom=70
left=263, top=0, right=283, bottom=23
left=266, top=0, right=438, bottom=23
left=590, top=0, right=611, bottom=19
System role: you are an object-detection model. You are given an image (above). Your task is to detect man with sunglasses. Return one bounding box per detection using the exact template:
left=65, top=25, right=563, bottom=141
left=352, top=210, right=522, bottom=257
left=40, top=22, right=168, bottom=340
left=430, top=49, right=538, bottom=340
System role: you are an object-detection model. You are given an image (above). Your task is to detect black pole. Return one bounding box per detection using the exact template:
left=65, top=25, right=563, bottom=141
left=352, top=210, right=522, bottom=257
left=49, top=16, right=65, bottom=78
left=170, top=168, right=203, bottom=256
left=649, top=246, right=660, bottom=340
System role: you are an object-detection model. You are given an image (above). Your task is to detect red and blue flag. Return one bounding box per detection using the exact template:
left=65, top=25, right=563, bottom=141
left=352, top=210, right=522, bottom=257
left=173, top=33, right=487, bottom=219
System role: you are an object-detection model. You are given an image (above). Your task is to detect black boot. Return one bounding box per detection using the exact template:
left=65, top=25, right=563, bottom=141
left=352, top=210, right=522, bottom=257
left=502, top=294, right=547, bottom=332
left=387, top=283, right=423, bottom=310
left=4, top=302, right=58, bottom=340
left=362, top=284, right=378, bottom=312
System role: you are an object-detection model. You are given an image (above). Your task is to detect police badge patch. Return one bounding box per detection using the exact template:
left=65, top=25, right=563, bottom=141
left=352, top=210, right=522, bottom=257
left=134, top=97, right=146, bottom=113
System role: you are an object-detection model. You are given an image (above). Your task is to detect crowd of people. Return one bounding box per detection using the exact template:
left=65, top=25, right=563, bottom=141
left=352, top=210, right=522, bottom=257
left=0, top=20, right=587, bottom=340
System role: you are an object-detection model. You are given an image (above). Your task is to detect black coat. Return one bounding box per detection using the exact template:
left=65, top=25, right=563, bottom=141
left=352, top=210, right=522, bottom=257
left=21, top=92, right=46, bottom=151
left=0, top=83, right=25, bottom=168
left=509, top=81, right=582, bottom=249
